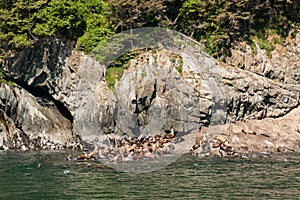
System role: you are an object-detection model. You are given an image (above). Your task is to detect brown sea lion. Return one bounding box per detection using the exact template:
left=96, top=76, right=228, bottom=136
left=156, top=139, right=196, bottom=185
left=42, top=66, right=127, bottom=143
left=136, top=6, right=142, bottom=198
left=64, top=154, right=72, bottom=161
left=125, top=144, right=137, bottom=153
left=134, top=151, right=144, bottom=160
left=165, top=129, right=175, bottom=139
left=87, top=146, right=99, bottom=159
left=144, top=151, right=156, bottom=159
left=214, top=135, right=227, bottom=143
left=77, top=152, right=88, bottom=160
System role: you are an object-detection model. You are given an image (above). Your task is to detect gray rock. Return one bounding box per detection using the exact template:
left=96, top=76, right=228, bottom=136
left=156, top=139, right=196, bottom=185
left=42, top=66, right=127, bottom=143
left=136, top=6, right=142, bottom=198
left=0, top=31, right=299, bottom=152
left=191, top=106, right=300, bottom=156
left=226, top=32, right=300, bottom=85
left=114, top=50, right=201, bottom=138
left=0, top=83, right=73, bottom=149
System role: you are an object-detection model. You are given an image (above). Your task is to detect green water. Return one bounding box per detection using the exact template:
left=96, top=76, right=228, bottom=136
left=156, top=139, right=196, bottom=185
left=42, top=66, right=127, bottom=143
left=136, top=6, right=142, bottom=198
left=0, top=151, right=299, bottom=199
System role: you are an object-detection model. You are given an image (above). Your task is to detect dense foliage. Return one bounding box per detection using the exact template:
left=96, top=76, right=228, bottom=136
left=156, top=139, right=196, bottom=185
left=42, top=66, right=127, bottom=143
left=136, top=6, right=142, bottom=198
left=0, top=0, right=299, bottom=59
left=175, top=0, right=299, bottom=58
left=0, top=0, right=113, bottom=56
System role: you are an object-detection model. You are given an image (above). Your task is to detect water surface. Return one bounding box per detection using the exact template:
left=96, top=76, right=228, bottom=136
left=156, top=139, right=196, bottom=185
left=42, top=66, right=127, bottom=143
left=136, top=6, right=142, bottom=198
left=0, top=151, right=299, bottom=199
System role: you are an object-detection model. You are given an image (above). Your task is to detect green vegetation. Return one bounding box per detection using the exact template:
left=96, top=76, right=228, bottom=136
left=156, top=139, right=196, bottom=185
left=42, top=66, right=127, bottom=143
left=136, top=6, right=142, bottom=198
left=176, top=0, right=300, bottom=59
left=177, top=60, right=183, bottom=76
left=170, top=53, right=183, bottom=76
left=170, top=56, right=176, bottom=63
left=106, top=67, right=124, bottom=89
left=250, top=29, right=286, bottom=57
left=105, top=51, right=138, bottom=89
left=1, top=0, right=299, bottom=59
left=141, top=70, right=147, bottom=78
left=0, top=0, right=113, bottom=56
left=0, top=70, right=15, bottom=85
left=0, top=0, right=300, bottom=86
left=176, top=65, right=183, bottom=76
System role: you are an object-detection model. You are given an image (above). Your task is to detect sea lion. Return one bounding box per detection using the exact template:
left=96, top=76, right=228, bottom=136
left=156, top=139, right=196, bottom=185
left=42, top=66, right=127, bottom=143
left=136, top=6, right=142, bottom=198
left=214, top=135, right=227, bottom=143
left=77, top=152, right=88, bottom=160
left=134, top=146, right=143, bottom=153
left=111, top=154, right=120, bottom=162
left=127, top=144, right=137, bottom=152
left=149, top=142, right=157, bottom=152
left=165, top=129, right=175, bottom=139
left=142, top=141, right=150, bottom=150
left=200, top=134, right=207, bottom=145
left=87, top=146, right=99, bottom=159
left=159, top=138, right=168, bottom=145
left=98, top=151, right=107, bottom=159
left=213, top=141, right=221, bottom=148
left=144, top=151, right=156, bottom=159
left=242, top=127, right=256, bottom=135
left=134, top=151, right=144, bottom=160
left=64, top=154, right=72, bottom=161
left=192, top=136, right=201, bottom=150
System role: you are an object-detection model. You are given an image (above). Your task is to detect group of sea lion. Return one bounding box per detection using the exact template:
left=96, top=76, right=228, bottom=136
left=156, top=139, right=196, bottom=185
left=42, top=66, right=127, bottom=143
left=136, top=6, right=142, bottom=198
left=213, top=135, right=236, bottom=156
left=190, top=128, right=237, bottom=157
left=67, top=129, right=178, bottom=162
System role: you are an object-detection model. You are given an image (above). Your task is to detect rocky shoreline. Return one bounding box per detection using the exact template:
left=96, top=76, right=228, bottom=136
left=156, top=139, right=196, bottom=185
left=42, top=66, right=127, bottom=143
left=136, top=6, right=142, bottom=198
left=192, top=106, right=300, bottom=157
left=0, top=133, right=86, bottom=152
left=77, top=106, right=300, bottom=160
left=1, top=32, right=299, bottom=159
left=1, top=104, right=299, bottom=161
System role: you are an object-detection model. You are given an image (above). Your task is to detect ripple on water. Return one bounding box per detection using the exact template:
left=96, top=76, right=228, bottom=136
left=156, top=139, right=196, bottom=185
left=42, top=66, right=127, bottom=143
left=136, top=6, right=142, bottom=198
left=0, top=151, right=299, bottom=199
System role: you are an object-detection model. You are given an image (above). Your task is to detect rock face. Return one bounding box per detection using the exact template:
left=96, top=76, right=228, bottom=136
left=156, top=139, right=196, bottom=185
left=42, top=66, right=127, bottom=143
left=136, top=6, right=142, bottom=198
left=226, top=32, right=300, bottom=85
left=218, top=64, right=299, bottom=121
left=0, top=37, right=106, bottom=150
left=191, top=106, right=300, bottom=157
left=0, top=83, right=73, bottom=150
left=113, top=50, right=201, bottom=138
left=0, top=31, right=299, bottom=154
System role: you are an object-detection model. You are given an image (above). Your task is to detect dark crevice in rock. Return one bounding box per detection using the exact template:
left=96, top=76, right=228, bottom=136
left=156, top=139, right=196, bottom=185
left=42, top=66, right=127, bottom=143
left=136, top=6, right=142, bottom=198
left=150, top=79, right=157, bottom=102
left=31, top=71, right=48, bottom=86
left=14, top=80, right=73, bottom=123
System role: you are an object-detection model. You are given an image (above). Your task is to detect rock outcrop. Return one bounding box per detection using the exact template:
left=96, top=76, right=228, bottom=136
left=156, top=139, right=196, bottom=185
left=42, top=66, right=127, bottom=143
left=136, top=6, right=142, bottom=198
left=219, top=63, right=299, bottom=121
left=0, top=37, right=107, bottom=150
left=0, top=30, right=299, bottom=155
left=191, top=105, right=300, bottom=157
left=227, top=32, right=300, bottom=85
left=113, top=50, right=201, bottom=138
left=0, top=83, right=73, bottom=150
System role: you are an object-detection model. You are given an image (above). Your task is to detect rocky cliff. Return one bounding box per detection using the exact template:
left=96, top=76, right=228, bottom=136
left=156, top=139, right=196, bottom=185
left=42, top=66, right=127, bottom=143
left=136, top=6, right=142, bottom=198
left=0, top=31, right=299, bottom=156
left=227, top=33, right=300, bottom=85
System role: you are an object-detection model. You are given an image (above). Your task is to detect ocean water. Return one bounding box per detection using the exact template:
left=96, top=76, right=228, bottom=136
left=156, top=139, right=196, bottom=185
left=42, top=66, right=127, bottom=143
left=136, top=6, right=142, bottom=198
left=0, top=151, right=299, bottom=199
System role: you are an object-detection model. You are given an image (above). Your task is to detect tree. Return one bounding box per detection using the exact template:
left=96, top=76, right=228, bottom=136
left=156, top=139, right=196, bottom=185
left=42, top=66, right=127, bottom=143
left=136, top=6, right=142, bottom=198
left=108, top=0, right=174, bottom=31
left=0, top=0, right=114, bottom=56
left=0, top=0, right=48, bottom=55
